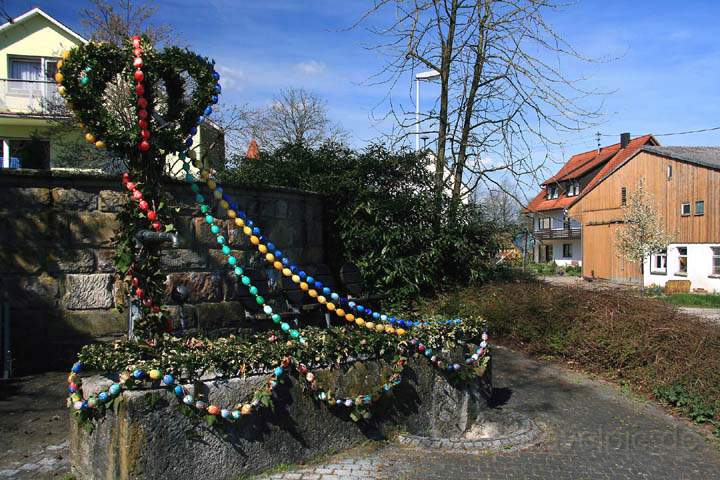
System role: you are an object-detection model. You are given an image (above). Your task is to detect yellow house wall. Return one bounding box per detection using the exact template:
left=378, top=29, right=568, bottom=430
left=0, top=13, right=82, bottom=78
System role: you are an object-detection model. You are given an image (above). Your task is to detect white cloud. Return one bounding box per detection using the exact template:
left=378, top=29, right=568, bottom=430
left=295, top=60, right=326, bottom=76
left=215, top=65, right=246, bottom=91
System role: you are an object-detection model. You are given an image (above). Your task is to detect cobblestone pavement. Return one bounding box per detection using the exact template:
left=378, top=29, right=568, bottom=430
left=0, top=372, right=70, bottom=479
left=679, top=306, right=720, bottom=325
left=261, top=346, right=720, bottom=480
left=0, top=442, right=69, bottom=479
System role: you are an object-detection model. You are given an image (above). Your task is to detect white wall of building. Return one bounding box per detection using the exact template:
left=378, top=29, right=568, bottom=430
left=535, top=239, right=582, bottom=266
left=644, top=243, right=720, bottom=292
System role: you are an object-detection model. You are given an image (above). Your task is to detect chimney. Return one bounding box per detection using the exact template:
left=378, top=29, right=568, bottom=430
left=620, top=132, right=630, bottom=149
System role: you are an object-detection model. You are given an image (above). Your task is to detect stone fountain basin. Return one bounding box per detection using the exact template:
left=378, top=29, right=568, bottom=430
left=70, top=352, right=492, bottom=480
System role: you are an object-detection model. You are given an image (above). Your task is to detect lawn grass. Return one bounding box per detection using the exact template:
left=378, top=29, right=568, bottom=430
left=416, top=279, right=720, bottom=435
left=662, top=293, right=720, bottom=308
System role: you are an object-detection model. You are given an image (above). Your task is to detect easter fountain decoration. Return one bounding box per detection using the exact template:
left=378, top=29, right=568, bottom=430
left=55, top=37, right=532, bottom=479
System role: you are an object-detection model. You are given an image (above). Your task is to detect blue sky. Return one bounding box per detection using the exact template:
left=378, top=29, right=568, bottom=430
left=4, top=0, right=720, bottom=185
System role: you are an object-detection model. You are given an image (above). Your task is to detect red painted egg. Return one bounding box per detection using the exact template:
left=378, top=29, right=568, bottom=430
left=135, top=84, right=145, bottom=96
left=134, top=70, right=144, bottom=82
left=147, top=210, right=157, bottom=221
left=138, top=140, right=151, bottom=151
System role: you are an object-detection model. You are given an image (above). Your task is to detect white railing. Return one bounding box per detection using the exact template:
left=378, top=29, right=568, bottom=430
left=0, top=79, right=62, bottom=114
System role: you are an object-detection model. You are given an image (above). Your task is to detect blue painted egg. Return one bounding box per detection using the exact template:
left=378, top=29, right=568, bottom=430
left=174, top=385, right=184, bottom=396
left=71, top=362, right=82, bottom=373
left=109, top=384, right=121, bottom=396
left=132, top=369, right=143, bottom=379
left=323, top=287, right=331, bottom=295
left=98, top=392, right=109, bottom=402
left=162, top=374, right=174, bottom=385
left=274, top=367, right=284, bottom=377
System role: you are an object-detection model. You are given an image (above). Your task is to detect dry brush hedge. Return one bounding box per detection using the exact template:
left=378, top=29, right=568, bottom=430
left=422, top=280, right=720, bottom=430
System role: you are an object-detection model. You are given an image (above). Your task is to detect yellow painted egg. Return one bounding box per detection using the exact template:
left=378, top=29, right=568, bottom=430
left=84, top=133, right=95, bottom=143
left=291, top=274, right=300, bottom=283
left=243, top=226, right=252, bottom=235
left=300, top=282, right=309, bottom=291
left=345, top=313, right=355, bottom=322
left=95, top=140, right=106, bottom=149
left=227, top=209, right=236, bottom=219
left=282, top=268, right=292, bottom=277
left=317, top=295, right=326, bottom=304
left=273, top=261, right=283, bottom=270
left=265, top=253, right=275, bottom=262
left=57, top=86, right=66, bottom=96
left=375, top=324, right=385, bottom=332
left=308, top=289, right=318, bottom=298
left=355, top=318, right=365, bottom=326
left=54, top=72, right=64, bottom=83
left=365, top=321, right=375, bottom=330
left=326, top=302, right=335, bottom=311
left=62, top=50, right=71, bottom=59
left=207, top=180, right=216, bottom=190
left=258, top=244, right=267, bottom=254
left=235, top=218, right=244, bottom=227
left=220, top=200, right=229, bottom=209
left=250, top=235, right=260, bottom=245
left=335, top=308, right=345, bottom=317
left=149, top=369, right=161, bottom=380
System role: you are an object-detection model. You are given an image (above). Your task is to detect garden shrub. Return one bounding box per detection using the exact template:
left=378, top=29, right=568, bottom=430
left=219, top=143, right=504, bottom=303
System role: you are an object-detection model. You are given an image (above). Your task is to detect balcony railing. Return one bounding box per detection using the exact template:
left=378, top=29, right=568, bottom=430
left=534, top=227, right=581, bottom=240
left=0, top=79, right=62, bottom=114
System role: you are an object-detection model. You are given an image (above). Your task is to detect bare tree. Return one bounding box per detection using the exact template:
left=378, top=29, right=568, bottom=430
left=239, top=88, right=347, bottom=153
left=474, top=179, right=522, bottom=230
left=615, top=178, right=673, bottom=286
left=356, top=0, right=604, bottom=219
left=79, top=0, right=171, bottom=46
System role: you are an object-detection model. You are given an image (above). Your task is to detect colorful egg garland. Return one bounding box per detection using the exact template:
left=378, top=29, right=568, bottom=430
left=180, top=156, right=457, bottom=334
left=131, top=36, right=151, bottom=153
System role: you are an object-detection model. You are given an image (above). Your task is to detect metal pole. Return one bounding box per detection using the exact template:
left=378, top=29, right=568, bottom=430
left=415, top=78, right=420, bottom=151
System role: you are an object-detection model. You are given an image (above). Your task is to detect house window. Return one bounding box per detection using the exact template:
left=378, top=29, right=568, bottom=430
left=651, top=250, right=667, bottom=274
left=9, top=58, right=42, bottom=81
left=539, top=217, right=551, bottom=230
left=547, top=185, right=559, bottom=199
left=712, top=247, right=720, bottom=276
left=562, top=244, right=572, bottom=258
left=681, top=203, right=691, bottom=216
left=677, top=246, right=688, bottom=275
left=566, top=181, right=580, bottom=196
left=621, top=187, right=627, bottom=206
left=695, top=200, right=704, bottom=216
left=544, top=245, right=553, bottom=262
left=667, top=165, right=672, bottom=179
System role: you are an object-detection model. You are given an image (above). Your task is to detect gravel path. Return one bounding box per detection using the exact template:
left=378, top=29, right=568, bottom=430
left=261, top=346, right=720, bottom=480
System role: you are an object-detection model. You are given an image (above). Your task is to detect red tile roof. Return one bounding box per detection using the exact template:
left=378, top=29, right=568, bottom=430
left=525, top=134, right=656, bottom=213
left=246, top=139, right=260, bottom=159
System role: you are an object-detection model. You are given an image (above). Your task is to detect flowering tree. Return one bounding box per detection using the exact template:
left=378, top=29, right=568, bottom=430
left=615, top=178, right=673, bottom=282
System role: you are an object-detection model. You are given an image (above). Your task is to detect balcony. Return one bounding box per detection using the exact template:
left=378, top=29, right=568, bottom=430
left=0, top=79, right=62, bottom=115
left=534, top=227, right=581, bottom=240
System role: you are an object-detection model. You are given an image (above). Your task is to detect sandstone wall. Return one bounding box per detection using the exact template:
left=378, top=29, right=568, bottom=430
left=0, top=169, right=324, bottom=374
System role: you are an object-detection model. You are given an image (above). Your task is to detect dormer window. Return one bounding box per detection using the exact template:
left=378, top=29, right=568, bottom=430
left=567, top=180, right=580, bottom=197
left=547, top=185, right=559, bottom=199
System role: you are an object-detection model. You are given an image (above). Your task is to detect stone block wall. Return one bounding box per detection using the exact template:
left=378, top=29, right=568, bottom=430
left=0, top=169, right=324, bottom=374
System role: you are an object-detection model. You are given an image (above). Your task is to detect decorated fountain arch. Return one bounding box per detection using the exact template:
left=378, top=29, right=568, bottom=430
left=58, top=37, right=495, bottom=479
